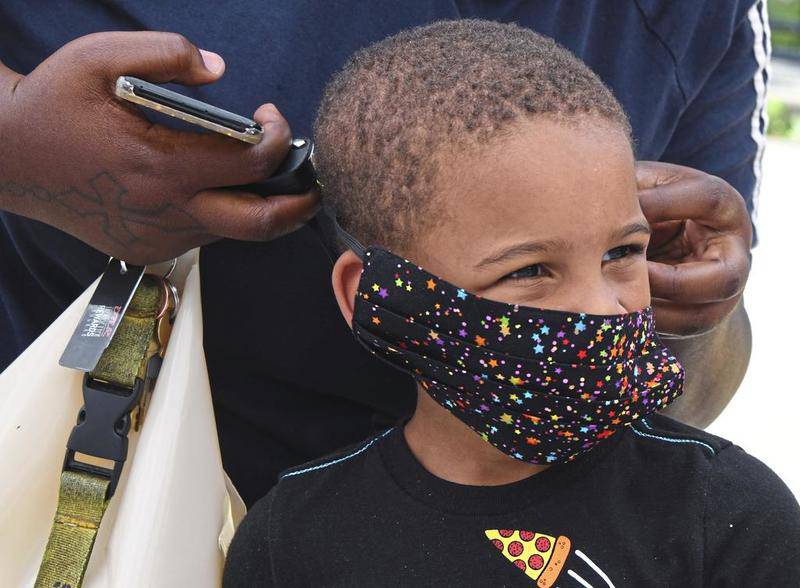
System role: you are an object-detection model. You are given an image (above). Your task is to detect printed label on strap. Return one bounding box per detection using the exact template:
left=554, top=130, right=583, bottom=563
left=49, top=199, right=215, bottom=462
left=59, top=258, right=145, bottom=372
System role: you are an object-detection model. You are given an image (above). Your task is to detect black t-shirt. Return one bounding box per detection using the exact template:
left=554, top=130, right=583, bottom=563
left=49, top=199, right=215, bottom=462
left=0, top=0, right=770, bottom=504
left=223, top=414, right=800, bottom=587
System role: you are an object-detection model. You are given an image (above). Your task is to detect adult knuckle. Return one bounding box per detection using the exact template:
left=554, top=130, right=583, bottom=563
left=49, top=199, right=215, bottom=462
left=261, top=121, right=291, bottom=156
left=718, top=266, right=745, bottom=300
left=646, top=183, right=670, bottom=214
left=159, top=33, right=195, bottom=69
left=250, top=137, right=289, bottom=178
left=161, top=32, right=192, bottom=52
left=245, top=204, right=279, bottom=240
left=703, top=176, right=733, bottom=216
left=67, top=33, right=116, bottom=67
left=667, top=264, right=682, bottom=299
left=275, top=120, right=293, bottom=147
left=657, top=169, right=685, bottom=186
left=245, top=150, right=275, bottom=179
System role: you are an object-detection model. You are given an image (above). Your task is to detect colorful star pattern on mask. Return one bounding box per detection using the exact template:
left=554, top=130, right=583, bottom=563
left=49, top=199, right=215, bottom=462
left=353, top=248, right=684, bottom=465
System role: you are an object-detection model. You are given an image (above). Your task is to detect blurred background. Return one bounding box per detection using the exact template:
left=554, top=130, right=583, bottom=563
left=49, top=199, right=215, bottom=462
left=708, top=0, right=800, bottom=498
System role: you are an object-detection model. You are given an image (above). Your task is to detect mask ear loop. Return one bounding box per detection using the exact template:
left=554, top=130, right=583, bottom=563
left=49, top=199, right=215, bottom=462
left=322, top=203, right=367, bottom=260
left=335, top=223, right=367, bottom=259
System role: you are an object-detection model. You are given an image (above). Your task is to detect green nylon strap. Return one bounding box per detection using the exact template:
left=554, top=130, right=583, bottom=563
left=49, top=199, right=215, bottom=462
left=91, top=276, right=163, bottom=390
left=35, top=276, right=165, bottom=588
left=35, top=471, right=110, bottom=588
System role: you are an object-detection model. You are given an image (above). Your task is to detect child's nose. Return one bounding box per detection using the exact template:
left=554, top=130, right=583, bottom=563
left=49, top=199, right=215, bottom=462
left=561, top=275, right=628, bottom=316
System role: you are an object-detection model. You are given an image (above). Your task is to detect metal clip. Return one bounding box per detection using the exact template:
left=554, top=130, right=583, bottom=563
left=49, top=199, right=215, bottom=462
left=132, top=279, right=177, bottom=431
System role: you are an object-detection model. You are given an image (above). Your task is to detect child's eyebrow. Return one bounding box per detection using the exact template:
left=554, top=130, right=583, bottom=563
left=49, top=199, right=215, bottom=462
left=476, top=221, right=651, bottom=269
left=477, top=237, right=573, bottom=268
left=611, top=221, right=651, bottom=242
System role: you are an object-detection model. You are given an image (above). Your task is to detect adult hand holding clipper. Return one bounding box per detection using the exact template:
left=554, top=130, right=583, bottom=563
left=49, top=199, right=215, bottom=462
left=0, top=31, right=319, bottom=266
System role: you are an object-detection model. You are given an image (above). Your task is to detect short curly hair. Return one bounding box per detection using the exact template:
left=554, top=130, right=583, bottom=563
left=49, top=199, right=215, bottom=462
left=314, top=19, right=631, bottom=253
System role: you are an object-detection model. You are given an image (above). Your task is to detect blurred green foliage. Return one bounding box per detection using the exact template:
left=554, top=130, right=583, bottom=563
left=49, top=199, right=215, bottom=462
left=771, top=0, right=800, bottom=50
left=768, top=99, right=800, bottom=140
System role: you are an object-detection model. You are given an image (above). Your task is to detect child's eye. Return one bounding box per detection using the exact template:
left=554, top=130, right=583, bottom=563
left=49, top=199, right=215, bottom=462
left=504, top=264, right=544, bottom=281
left=502, top=244, right=644, bottom=282
left=603, top=244, right=645, bottom=262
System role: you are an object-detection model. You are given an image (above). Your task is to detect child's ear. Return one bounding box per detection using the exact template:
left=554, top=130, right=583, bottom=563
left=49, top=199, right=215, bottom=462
left=332, top=250, right=364, bottom=328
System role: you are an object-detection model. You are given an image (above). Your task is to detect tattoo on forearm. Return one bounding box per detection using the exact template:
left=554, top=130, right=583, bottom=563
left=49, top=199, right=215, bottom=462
left=0, top=171, right=206, bottom=247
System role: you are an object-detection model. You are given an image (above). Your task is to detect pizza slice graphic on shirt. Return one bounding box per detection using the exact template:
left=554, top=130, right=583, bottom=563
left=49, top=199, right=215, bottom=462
left=485, top=529, right=570, bottom=587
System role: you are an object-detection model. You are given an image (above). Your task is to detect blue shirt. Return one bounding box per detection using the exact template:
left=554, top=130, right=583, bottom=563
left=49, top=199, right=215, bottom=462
left=0, top=0, right=769, bottom=504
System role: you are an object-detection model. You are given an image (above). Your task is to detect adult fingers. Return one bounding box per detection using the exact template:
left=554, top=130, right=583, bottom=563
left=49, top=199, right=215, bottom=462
left=189, top=187, right=321, bottom=242
left=647, top=239, right=750, bottom=304
left=651, top=297, right=740, bottom=338
left=147, top=103, right=293, bottom=190
left=635, top=161, right=704, bottom=190
left=73, top=31, right=225, bottom=85
left=638, top=173, right=748, bottom=232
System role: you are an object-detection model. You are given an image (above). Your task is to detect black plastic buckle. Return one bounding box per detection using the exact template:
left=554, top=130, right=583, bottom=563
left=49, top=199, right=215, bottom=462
left=63, top=355, right=162, bottom=499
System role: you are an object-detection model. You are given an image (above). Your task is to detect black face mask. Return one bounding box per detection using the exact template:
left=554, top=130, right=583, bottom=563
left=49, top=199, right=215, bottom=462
left=340, top=227, right=685, bottom=465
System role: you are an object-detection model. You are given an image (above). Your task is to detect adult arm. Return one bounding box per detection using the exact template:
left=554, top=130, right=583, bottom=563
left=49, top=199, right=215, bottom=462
left=638, top=1, right=767, bottom=427
left=660, top=296, right=751, bottom=428
left=637, top=163, right=752, bottom=429
left=0, top=31, right=319, bottom=266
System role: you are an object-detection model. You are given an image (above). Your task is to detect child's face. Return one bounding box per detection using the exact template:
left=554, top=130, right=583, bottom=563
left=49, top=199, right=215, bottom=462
left=408, top=117, right=651, bottom=315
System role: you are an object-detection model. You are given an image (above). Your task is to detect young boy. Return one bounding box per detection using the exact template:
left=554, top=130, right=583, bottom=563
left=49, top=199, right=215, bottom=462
left=224, top=20, right=800, bottom=587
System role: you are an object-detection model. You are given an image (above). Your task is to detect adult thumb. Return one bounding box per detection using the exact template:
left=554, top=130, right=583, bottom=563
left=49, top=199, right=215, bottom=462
left=80, top=31, right=225, bottom=85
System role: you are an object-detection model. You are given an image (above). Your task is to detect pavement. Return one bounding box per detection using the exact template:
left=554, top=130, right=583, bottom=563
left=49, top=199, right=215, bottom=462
left=707, top=137, right=800, bottom=498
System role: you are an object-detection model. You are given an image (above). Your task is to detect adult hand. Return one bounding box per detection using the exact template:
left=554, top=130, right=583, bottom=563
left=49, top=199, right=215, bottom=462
left=0, top=31, right=319, bottom=265
left=636, top=161, right=752, bottom=337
